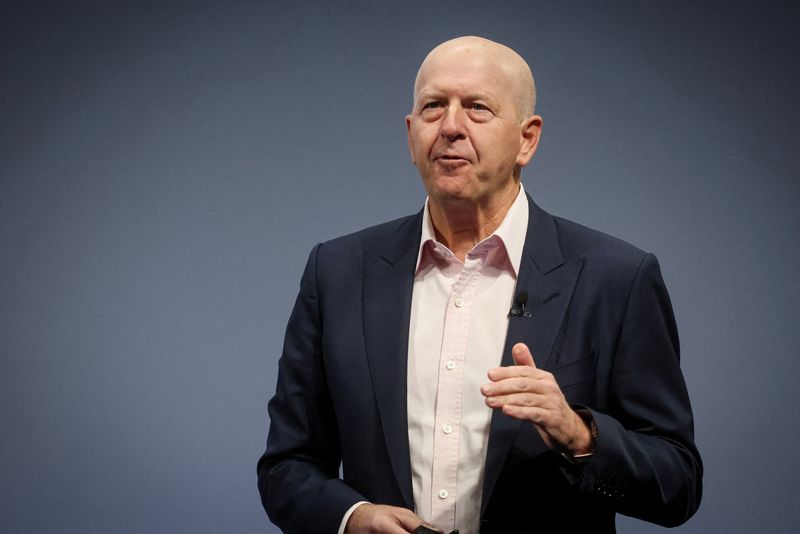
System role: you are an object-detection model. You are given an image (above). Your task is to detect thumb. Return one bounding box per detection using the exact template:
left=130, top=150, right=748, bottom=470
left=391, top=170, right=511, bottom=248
left=512, top=342, right=536, bottom=368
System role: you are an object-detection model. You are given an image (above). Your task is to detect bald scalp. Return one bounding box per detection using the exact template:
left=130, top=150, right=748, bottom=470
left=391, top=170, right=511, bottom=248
left=413, top=36, right=537, bottom=121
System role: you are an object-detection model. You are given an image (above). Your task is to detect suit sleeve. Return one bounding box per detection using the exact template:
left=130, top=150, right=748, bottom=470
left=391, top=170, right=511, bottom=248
left=257, top=244, right=365, bottom=533
left=573, top=253, right=703, bottom=526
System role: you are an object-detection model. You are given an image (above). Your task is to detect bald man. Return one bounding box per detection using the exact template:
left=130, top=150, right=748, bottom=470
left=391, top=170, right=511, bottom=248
left=258, top=37, right=702, bottom=534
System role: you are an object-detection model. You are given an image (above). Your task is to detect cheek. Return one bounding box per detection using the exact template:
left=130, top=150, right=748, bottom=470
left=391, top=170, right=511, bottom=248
left=412, top=130, right=436, bottom=158
left=497, top=131, right=523, bottom=164
left=469, top=133, right=501, bottom=164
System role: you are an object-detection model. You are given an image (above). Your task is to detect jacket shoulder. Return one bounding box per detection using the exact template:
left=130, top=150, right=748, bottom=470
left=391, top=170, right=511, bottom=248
left=314, top=212, right=421, bottom=261
left=552, top=215, right=650, bottom=268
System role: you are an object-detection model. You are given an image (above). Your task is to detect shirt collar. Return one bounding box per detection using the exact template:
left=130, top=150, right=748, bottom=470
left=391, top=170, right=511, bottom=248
left=415, top=183, right=529, bottom=276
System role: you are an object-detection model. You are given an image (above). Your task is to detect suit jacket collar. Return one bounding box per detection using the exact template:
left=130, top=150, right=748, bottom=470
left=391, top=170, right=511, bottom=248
left=362, top=195, right=583, bottom=514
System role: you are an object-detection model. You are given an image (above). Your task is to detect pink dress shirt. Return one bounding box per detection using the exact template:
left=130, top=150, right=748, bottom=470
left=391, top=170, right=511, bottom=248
left=407, top=185, right=528, bottom=533
left=338, top=184, right=528, bottom=534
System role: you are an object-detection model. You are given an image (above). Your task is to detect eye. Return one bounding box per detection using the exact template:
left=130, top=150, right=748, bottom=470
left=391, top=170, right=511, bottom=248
left=422, top=101, right=441, bottom=110
left=470, top=102, right=489, bottom=111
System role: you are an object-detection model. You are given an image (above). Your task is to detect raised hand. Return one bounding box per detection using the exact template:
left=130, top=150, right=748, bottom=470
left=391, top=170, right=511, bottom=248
left=481, top=343, right=594, bottom=455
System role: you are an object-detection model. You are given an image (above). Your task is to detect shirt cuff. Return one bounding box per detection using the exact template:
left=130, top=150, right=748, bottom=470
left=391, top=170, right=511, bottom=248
left=337, top=501, right=370, bottom=534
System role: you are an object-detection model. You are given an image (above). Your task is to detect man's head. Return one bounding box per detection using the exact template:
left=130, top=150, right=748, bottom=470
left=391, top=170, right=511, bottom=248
left=414, top=37, right=537, bottom=120
left=406, top=36, right=542, bottom=208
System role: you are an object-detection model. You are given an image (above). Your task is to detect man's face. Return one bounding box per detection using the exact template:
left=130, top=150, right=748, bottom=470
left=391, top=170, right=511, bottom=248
left=406, top=47, right=539, bottom=206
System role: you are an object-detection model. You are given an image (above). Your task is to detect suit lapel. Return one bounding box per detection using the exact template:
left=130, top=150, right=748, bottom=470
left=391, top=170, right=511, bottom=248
left=481, top=196, right=584, bottom=515
left=362, top=213, right=422, bottom=508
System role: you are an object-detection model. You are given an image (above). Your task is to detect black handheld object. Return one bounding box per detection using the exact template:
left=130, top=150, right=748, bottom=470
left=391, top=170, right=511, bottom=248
left=413, top=528, right=458, bottom=534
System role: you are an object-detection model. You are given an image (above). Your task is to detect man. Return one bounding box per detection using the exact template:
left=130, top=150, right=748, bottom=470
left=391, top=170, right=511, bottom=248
left=258, top=36, right=702, bottom=533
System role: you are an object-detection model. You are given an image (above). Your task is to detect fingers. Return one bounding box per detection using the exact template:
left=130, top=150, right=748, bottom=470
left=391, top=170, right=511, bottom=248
left=393, top=508, right=430, bottom=531
left=485, top=366, right=551, bottom=387
left=512, top=342, right=536, bottom=368
left=485, top=391, right=548, bottom=409
left=346, top=504, right=428, bottom=533
left=482, top=372, right=554, bottom=396
left=500, top=403, right=548, bottom=423
left=486, top=343, right=537, bottom=381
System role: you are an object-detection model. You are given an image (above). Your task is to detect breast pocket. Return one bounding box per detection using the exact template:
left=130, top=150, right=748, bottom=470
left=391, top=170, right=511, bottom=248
left=552, top=350, right=598, bottom=390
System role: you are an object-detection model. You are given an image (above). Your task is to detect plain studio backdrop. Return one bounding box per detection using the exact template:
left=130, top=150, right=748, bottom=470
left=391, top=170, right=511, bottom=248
left=1, top=1, right=797, bottom=532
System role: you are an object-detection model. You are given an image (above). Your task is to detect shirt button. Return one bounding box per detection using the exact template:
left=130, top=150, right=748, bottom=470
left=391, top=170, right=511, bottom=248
left=446, top=360, right=456, bottom=370
left=454, top=296, right=464, bottom=308
left=443, top=424, right=453, bottom=434
left=438, top=489, right=449, bottom=499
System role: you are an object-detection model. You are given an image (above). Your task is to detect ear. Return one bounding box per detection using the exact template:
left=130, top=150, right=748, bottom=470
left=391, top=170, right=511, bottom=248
left=516, top=114, right=543, bottom=168
left=405, top=114, right=416, bottom=164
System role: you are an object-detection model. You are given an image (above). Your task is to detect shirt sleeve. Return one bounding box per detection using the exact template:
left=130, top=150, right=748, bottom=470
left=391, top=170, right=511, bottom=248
left=337, top=501, right=370, bottom=534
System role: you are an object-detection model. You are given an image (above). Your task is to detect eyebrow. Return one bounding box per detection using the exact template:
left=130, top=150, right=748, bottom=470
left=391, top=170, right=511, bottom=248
left=416, top=91, right=500, bottom=106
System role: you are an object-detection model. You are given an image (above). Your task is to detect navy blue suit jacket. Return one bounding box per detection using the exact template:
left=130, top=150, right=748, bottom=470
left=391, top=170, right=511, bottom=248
left=258, top=196, right=702, bottom=533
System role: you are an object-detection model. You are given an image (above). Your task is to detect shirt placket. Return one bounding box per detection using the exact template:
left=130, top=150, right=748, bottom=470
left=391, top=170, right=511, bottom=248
left=429, top=254, right=483, bottom=530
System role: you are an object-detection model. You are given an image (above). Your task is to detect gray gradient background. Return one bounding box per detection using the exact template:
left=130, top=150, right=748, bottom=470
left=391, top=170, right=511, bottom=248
left=1, top=1, right=798, bottom=532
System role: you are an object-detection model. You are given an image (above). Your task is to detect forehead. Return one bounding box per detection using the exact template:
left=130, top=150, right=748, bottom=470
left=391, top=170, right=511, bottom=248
left=415, top=48, right=515, bottom=101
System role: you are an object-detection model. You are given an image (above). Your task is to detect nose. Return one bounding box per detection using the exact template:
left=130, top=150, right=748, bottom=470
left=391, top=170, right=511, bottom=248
left=439, top=104, right=467, bottom=141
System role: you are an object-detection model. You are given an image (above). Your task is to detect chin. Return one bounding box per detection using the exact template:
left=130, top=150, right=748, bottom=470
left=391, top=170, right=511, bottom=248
left=427, top=172, right=486, bottom=203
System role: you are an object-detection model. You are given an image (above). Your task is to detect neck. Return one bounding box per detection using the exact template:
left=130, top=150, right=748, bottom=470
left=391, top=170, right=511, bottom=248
left=429, top=183, right=520, bottom=262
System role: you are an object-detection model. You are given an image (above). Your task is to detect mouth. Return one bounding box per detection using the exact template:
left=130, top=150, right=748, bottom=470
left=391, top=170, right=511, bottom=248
left=434, top=155, right=469, bottom=163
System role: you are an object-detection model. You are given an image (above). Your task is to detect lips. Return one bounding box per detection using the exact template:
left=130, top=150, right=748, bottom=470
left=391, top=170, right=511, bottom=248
left=434, top=154, right=469, bottom=162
